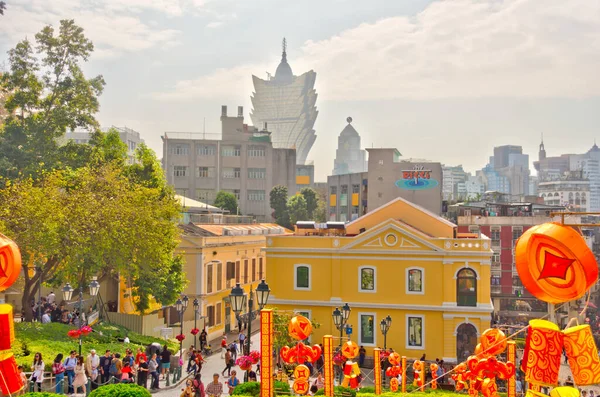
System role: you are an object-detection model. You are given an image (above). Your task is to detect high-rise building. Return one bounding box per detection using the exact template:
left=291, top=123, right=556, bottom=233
left=63, top=126, right=144, bottom=164
left=538, top=171, right=590, bottom=212
left=442, top=165, right=469, bottom=200
left=480, top=145, right=530, bottom=196
left=332, top=117, right=367, bottom=176
left=161, top=105, right=297, bottom=222
left=250, top=39, right=318, bottom=165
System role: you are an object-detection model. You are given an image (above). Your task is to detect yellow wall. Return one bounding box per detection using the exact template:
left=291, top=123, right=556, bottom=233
left=296, top=175, right=310, bottom=185
left=266, top=203, right=493, bottom=362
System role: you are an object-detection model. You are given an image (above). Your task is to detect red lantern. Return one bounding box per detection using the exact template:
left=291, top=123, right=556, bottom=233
left=0, top=304, right=15, bottom=350
left=341, top=341, right=359, bottom=359
left=0, top=234, right=21, bottom=292
left=480, top=328, right=507, bottom=356
left=515, top=222, right=598, bottom=303
left=288, top=315, right=312, bottom=341
left=0, top=353, right=23, bottom=395
left=190, top=328, right=200, bottom=336
left=388, top=352, right=401, bottom=365
left=176, top=334, right=186, bottom=342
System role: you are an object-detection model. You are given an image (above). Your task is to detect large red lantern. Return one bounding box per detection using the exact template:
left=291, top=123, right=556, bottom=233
left=0, top=234, right=21, bottom=292
left=0, top=352, right=23, bottom=395
left=515, top=222, right=598, bottom=303
left=480, top=328, right=507, bottom=356
left=0, top=305, right=15, bottom=351
left=288, top=315, right=312, bottom=341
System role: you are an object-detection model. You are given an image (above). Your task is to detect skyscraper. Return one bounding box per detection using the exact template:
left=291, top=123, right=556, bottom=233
left=332, top=117, right=367, bottom=175
left=250, top=39, right=318, bottom=165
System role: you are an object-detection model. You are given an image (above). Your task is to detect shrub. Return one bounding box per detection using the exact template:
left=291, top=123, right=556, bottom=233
left=315, top=386, right=357, bottom=397
left=232, top=381, right=261, bottom=396
left=89, top=383, right=152, bottom=397
left=22, top=393, right=58, bottom=397
left=274, top=380, right=291, bottom=395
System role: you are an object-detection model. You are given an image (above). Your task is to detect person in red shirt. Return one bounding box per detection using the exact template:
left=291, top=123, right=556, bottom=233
left=135, top=347, right=148, bottom=366
left=121, top=362, right=134, bottom=383
left=220, top=336, right=227, bottom=359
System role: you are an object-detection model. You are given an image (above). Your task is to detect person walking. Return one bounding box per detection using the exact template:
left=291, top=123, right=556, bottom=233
left=30, top=352, right=44, bottom=392
left=206, top=373, right=223, bottom=397
left=221, top=349, right=233, bottom=377
left=200, top=329, right=208, bottom=351
left=238, top=332, right=246, bottom=354
left=52, top=353, right=66, bottom=393
left=220, top=336, right=228, bottom=359
left=137, top=355, right=149, bottom=388
left=149, top=353, right=160, bottom=391
left=161, top=344, right=172, bottom=380
left=226, top=371, right=240, bottom=395
left=86, top=349, right=100, bottom=390
left=193, top=373, right=205, bottom=397
left=99, top=350, right=112, bottom=385
left=229, top=341, right=238, bottom=361
left=64, top=350, right=78, bottom=393
left=73, top=355, right=88, bottom=395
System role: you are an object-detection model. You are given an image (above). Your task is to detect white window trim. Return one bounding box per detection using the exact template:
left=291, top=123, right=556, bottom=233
left=358, top=312, right=377, bottom=347
left=294, top=309, right=312, bottom=343
left=406, top=267, right=425, bottom=295
left=358, top=266, right=377, bottom=293
left=294, top=264, right=312, bottom=291
left=406, top=314, right=425, bottom=350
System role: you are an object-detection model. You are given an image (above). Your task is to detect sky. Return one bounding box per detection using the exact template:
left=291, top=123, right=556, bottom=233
left=1, top=0, right=600, bottom=182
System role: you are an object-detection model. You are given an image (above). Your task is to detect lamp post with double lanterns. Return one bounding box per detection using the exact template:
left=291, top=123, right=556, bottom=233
left=380, top=315, right=392, bottom=388
left=62, top=277, right=100, bottom=355
left=229, top=280, right=270, bottom=381
left=193, top=298, right=200, bottom=349
left=332, top=303, right=351, bottom=384
left=176, top=296, right=189, bottom=362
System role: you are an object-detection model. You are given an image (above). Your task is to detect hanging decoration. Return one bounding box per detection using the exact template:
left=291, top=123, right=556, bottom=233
left=385, top=351, right=403, bottom=390
left=339, top=340, right=361, bottom=389
left=293, top=364, right=311, bottom=395
left=521, top=320, right=563, bottom=386
left=259, top=309, right=273, bottom=397
left=190, top=328, right=200, bottom=336
left=515, top=222, right=598, bottom=303
left=248, top=350, right=261, bottom=365
left=0, top=234, right=23, bottom=396
left=236, top=356, right=254, bottom=371
left=288, top=315, right=313, bottom=341
left=563, top=324, right=600, bottom=385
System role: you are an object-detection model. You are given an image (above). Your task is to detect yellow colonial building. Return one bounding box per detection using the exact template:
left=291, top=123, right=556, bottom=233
left=178, top=219, right=289, bottom=342
left=265, top=197, right=494, bottom=362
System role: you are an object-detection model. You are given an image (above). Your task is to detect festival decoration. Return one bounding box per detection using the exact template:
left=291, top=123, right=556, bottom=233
left=249, top=350, right=261, bottom=365
left=260, top=309, right=273, bottom=397
left=451, top=363, right=469, bottom=391
left=0, top=234, right=22, bottom=292
left=293, top=379, right=310, bottom=395
left=389, top=377, right=399, bottom=392
left=430, top=363, right=439, bottom=389
left=401, top=356, right=407, bottom=393
left=507, top=341, right=516, bottom=397
left=341, top=340, right=359, bottom=359
left=373, top=348, right=382, bottom=395
left=550, top=387, right=581, bottom=397
left=515, top=222, right=598, bottom=303
left=385, top=350, right=403, bottom=391
left=288, top=315, right=312, bottom=341
left=236, top=356, right=254, bottom=371
left=323, top=336, right=334, bottom=397
left=280, top=341, right=322, bottom=364
left=190, top=328, right=200, bottom=336
left=67, top=329, right=82, bottom=338
left=176, top=334, right=186, bottom=342
left=0, top=235, right=23, bottom=395
left=388, top=352, right=400, bottom=365
left=563, top=324, right=600, bottom=385
left=412, top=360, right=425, bottom=391
left=292, top=364, right=311, bottom=394
left=522, top=320, right=563, bottom=386
left=480, top=328, right=507, bottom=356
left=80, top=325, right=93, bottom=335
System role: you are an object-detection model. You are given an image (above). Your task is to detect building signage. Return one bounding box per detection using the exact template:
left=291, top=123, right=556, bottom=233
left=395, top=165, right=439, bottom=190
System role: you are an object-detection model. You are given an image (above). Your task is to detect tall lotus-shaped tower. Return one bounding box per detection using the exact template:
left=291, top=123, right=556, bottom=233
left=250, top=39, right=318, bottom=165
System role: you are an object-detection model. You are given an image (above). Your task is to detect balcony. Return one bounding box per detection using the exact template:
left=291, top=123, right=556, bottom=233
left=491, top=285, right=503, bottom=295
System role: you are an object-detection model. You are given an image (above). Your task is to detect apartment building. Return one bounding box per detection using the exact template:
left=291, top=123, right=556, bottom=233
left=162, top=106, right=297, bottom=221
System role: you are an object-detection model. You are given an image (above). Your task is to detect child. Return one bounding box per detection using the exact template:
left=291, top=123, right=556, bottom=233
left=17, top=366, right=27, bottom=395
left=121, top=361, right=133, bottom=383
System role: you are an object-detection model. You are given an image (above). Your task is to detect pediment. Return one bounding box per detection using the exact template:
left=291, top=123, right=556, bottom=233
left=342, top=222, right=442, bottom=252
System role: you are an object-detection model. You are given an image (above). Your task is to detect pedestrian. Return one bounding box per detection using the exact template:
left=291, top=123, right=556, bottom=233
left=86, top=349, right=100, bottom=390
left=227, top=370, right=240, bottom=395
left=52, top=353, right=66, bottom=394
left=100, top=350, right=112, bottom=384
left=222, top=348, right=233, bottom=377
left=181, top=379, right=195, bottom=397
left=358, top=346, right=366, bottom=367
left=313, top=372, right=324, bottom=389
left=239, top=332, right=246, bottom=349
left=64, top=350, right=78, bottom=393
left=47, top=291, right=56, bottom=304
left=124, top=334, right=130, bottom=343
left=149, top=353, right=160, bottom=390
left=193, top=373, right=206, bottom=397
left=220, top=336, right=228, bottom=359
left=187, top=345, right=196, bottom=373
left=17, top=366, right=27, bottom=391
left=30, top=352, right=44, bottom=392
left=121, top=361, right=133, bottom=383
left=200, top=329, right=208, bottom=350
left=137, top=355, right=149, bottom=388
left=516, top=378, right=523, bottom=397
left=161, top=344, right=172, bottom=380
left=229, top=341, right=238, bottom=361
left=73, top=355, right=88, bottom=395
left=206, top=373, right=223, bottom=397
left=110, top=353, right=123, bottom=382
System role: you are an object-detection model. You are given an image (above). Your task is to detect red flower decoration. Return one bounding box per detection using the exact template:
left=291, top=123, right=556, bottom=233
left=249, top=350, right=261, bottom=364
left=176, top=334, right=186, bottom=342
left=190, top=328, right=200, bottom=336
left=80, top=326, right=93, bottom=335
left=67, top=329, right=81, bottom=338
left=236, top=355, right=254, bottom=371
left=333, top=351, right=345, bottom=366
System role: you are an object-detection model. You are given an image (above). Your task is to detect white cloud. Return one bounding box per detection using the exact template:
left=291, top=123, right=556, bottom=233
left=0, top=0, right=200, bottom=58
left=153, top=0, right=600, bottom=101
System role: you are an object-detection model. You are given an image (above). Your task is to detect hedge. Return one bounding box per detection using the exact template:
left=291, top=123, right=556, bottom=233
left=89, top=383, right=152, bottom=397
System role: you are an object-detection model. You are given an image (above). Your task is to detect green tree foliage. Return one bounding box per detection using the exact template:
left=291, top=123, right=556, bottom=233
left=300, top=187, right=318, bottom=219
left=0, top=19, right=105, bottom=179
left=287, top=195, right=308, bottom=225
left=213, top=191, right=238, bottom=214
left=0, top=164, right=184, bottom=320
left=270, top=185, right=290, bottom=228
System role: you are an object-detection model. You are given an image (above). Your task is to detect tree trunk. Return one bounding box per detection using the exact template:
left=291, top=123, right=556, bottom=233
left=21, top=278, right=38, bottom=322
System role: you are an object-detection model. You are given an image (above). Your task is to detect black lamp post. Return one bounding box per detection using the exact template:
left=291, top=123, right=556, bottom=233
left=332, top=303, right=351, bottom=384
left=62, top=276, right=100, bottom=356
left=380, top=315, right=392, bottom=388
left=229, top=280, right=270, bottom=381
left=193, top=298, right=199, bottom=349
left=176, top=296, right=189, bottom=362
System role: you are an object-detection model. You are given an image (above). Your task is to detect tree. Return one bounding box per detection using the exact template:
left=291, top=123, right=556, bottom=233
left=213, top=191, right=238, bottom=214
left=287, top=195, right=308, bottom=225
left=313, top=187, right=327, bottom=223
left=300, top=187, right=318, bottom=219
left=270, top=185, right=290, bottom=228
left=0, top=19, right=105, bottom=180
left=0, top=164, right=184, bottom=321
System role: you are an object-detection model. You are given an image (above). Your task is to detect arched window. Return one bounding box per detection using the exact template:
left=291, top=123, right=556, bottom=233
left=457, top=268, right=477, bottom=307
left=294, top=264, right=311, bottom=290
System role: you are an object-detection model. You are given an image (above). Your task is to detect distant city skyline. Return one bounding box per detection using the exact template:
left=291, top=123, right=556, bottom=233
left=1, top=0, right=599, bottom=181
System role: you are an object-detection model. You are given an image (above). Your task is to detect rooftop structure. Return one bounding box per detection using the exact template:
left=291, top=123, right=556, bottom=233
left=332, top=117, right=367, bottom=176
left=250, top=39, right=318, bottom=165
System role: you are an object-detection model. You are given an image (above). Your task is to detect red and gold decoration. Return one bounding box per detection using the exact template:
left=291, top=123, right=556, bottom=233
left=515, top=222, right=598, bottom=304
left=339, top=341, right=361, bottom=389
left=280, top=315, right=321, bottom=394
left=389, top=377, right=399, bottom=392
left=323, top=335, right=334, bottom=397
left=260, top=309, right=273, bottom=397
left=0, top=234, right=23, bottom=395
left=507, top=341, right=516, bottom=397
left=373, top=348, right=381, bottom=395
left=190, top=328, right=200, bottom=336
left=385, top=351, right=403, bottom=392
left=341, top=340, right=359, bottom=359
left=480, top=328, right=507, bottom=357
left=249, top=350, right=261, bottom=365
left=293, top=364, right=311, bottom=395
left=401, top=355, right=407, bottom=393
left=412, top=360, right=425, bottom=391
left=430, top=363, right=439, bottom=389
left=549, top=387, right=581, bottom=397
left=562, top=324, right=600, bottom=385
left=522, top=320, right=563, bottom=386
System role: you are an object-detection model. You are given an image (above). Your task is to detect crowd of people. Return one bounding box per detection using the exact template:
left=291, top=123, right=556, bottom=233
left=25, top=291, right=93, bottom=326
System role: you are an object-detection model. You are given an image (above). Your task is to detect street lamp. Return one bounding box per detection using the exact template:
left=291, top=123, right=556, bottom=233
left=62, top=277, right=100, bottom=355
left=193, top=299, right=199, bottom=349
left=176, top=296, right=188, bottom=363
left=380, top=315, right=392, bottom=388
left=332, top=303, right=351, bottom=384
left=229, top=280, right=270, bottom=381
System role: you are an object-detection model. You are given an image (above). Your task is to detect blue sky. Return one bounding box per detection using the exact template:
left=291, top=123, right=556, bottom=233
left=1, top=0, right=600, bottom=181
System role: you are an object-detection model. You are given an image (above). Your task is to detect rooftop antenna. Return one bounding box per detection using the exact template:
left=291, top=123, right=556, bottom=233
left=282, top=37, right=287, bottom=62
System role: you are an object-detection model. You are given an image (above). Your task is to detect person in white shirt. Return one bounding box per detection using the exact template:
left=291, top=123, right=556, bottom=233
left=124, top=335, right=130, bottom=343
left=41, top=311, right=51, bottom=324
left=86, top=349, right=100, bottom=390
left=30, top=352, right=45, bottom=392
left=47, top=291, right=56, bottom=304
